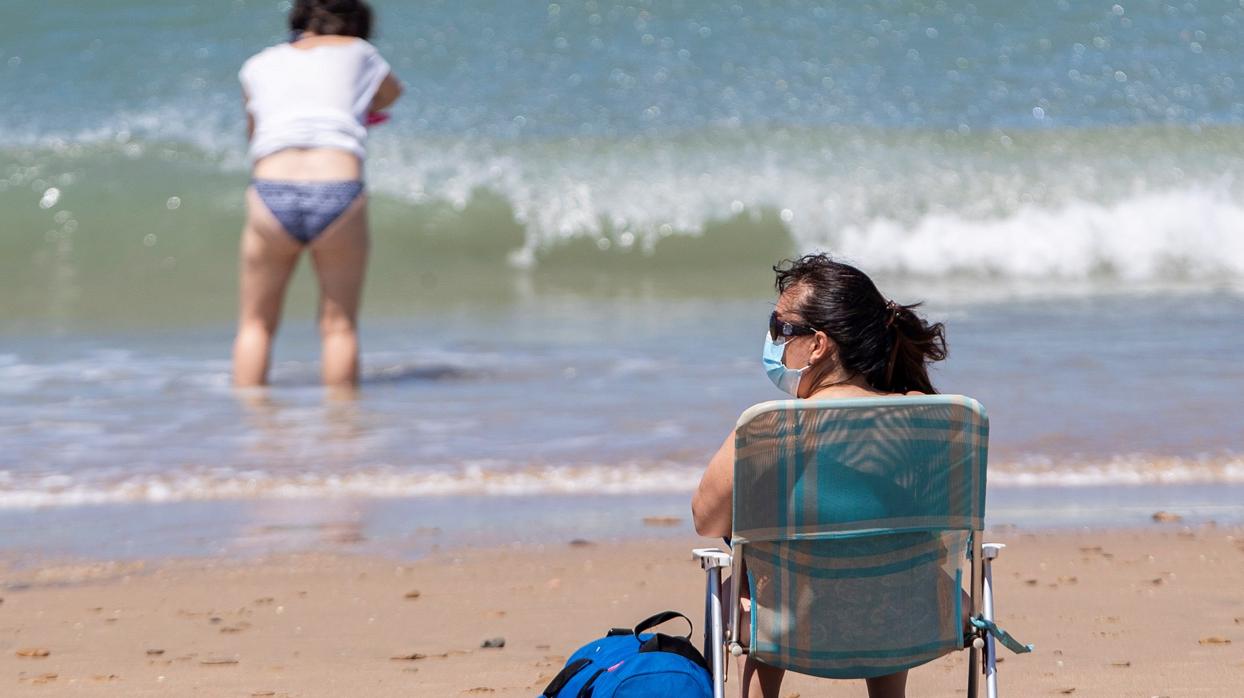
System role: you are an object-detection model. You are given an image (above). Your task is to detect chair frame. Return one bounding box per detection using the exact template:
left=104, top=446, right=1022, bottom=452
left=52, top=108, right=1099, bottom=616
left=692, top=396, right=1012, bottom=698
left=693, top=538, right=1007, bottom=698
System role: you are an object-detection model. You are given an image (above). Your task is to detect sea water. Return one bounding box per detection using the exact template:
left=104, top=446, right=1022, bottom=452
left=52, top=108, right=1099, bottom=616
left=2, top=1, right=1243, bottom=559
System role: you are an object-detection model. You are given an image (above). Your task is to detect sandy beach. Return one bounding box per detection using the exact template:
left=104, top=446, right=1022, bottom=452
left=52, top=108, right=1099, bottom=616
left=3, top=525, right=1242, bottom=697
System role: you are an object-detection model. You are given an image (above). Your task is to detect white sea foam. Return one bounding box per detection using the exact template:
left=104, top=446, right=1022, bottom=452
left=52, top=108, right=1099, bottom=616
left=7, top=111, right=1244, bottom=287
left=989, top=455, right=1244, bottom=487
left=836, top=187, right=1244, bottom=281
left=2, top=455, right=1242, bottom=509
left=0, top=462, right=704, bottom=509
left=365, top=131, right=1244, bottom=285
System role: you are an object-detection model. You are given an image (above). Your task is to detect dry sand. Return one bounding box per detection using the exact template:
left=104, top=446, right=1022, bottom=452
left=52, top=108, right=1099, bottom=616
left=3, top=526, right=1243, bottom=697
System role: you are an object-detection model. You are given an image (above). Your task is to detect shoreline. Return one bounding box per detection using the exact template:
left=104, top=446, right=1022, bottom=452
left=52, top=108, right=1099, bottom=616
left=3, top=528, right=1242, bottom=696
left=5, top=484, right=1244, bottom=568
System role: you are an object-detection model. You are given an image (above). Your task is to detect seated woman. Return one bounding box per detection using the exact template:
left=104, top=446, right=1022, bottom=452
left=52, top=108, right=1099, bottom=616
left=692, top=253, right=948, bottom=698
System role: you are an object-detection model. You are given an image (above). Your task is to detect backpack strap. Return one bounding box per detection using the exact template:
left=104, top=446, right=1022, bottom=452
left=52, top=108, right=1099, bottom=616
left=575, top=668, right=607, bottom=698
left=541, top=657, right=593, bottom=697
left=631, top=610, right=694, bottom=639
left=637, top=632, right=710, bottom=672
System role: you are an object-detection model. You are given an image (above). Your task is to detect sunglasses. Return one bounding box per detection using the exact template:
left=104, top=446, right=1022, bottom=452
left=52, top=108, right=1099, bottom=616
left=769, top=311, right=816, bottom=344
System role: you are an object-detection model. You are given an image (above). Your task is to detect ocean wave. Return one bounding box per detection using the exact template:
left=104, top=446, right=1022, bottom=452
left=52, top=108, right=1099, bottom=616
left=835, top=187, right=1244, bottom=281
left=0, top=462, right=704, bottom=509
left=360, top=126, right=1244, bottom=284
left=6, top=125, right=1244, bottom=287
left=3, top=454, right=1243, bottom=509
left=989, top=455, right=1244, bottom=487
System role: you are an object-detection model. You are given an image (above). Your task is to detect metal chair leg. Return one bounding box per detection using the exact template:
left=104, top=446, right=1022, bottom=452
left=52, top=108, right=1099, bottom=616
left=983, top=543, right=1005, bottom=698
left=967, top=645, right=980, bottom=698
left=967, top=533, right=984, bottom=698
left=693, top=548, right=731, bottom=698
left=707, top=566, right=725, bottom=698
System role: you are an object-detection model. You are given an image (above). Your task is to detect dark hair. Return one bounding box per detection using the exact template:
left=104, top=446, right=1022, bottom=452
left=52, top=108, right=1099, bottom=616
left=774, top=254, right=947, bottom=395
left=289, top=0, right=373, bottom=40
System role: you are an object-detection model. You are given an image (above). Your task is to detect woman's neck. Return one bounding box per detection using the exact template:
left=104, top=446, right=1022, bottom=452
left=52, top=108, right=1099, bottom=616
left=802, top=373, right=882, bottom=400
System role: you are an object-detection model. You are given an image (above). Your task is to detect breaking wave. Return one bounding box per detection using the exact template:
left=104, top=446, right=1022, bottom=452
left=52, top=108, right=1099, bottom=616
left=3, top=454, right=1243, bottom=509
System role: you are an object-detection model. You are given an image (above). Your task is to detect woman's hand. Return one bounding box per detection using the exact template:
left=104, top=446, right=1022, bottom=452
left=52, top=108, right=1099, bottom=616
left=369, top=73, right=403, bottom=111
left=692, top=431, right=736, bottom=537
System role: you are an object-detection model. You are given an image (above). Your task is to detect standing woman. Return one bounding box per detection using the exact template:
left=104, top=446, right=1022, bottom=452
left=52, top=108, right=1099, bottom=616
left=233, top=0, right=402, bottom=387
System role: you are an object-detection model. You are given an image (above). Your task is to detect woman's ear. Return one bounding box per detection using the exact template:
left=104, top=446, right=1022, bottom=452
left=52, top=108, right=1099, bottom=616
left=809, top=330, right=835, bottom=367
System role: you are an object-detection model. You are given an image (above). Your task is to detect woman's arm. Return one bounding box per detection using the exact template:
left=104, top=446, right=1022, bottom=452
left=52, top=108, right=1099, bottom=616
left=369, top=73, right=403, bottom=111
left=242, top=89, right=254, bottom=141
left=692, top=431, right=736, bottom=537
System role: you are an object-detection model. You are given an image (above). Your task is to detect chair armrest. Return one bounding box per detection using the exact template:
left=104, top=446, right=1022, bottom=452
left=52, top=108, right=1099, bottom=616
left=982, top=543, right=1005, bottom=560
left=692, top=548, right=732, bottom=570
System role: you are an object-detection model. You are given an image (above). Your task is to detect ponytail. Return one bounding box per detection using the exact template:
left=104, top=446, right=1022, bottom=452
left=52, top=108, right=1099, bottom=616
left=877, top=301, right=946, bottom=394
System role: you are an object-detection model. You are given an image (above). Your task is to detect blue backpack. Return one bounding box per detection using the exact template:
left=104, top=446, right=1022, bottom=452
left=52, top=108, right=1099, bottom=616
left=540, top=611, right=713, bottom=698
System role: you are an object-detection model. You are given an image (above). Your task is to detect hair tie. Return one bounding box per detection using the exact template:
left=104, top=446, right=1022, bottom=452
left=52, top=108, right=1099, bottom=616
left=884, top=300, right=901, bottom=328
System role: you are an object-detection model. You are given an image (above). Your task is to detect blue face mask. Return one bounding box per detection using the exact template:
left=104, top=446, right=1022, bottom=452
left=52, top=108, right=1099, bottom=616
left=762, top=332, right=808, bottom=396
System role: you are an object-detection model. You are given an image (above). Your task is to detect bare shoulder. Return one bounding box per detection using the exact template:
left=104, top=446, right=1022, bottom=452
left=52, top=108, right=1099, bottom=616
left=291, top=35, right=367, bottom=50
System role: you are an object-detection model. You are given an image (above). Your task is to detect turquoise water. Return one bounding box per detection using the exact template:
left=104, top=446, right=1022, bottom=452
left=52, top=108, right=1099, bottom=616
left=3, top=294, right=1241, bottom=510
left=2, top=2, right=1243, bottom=545
left=4, top=0, right=1244, bottom=286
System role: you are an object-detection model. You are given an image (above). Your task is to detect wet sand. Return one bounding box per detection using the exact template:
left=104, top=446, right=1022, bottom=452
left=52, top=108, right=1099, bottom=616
left=3, top=526, right=1242, bottom=697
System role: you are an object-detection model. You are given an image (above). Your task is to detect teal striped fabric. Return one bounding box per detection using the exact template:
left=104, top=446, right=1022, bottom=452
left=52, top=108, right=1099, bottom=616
left=731, top=395, right=988, bottom=679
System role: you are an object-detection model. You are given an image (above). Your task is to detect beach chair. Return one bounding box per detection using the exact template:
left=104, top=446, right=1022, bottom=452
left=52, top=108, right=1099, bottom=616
left=692, top=395, right=1030, bottom=698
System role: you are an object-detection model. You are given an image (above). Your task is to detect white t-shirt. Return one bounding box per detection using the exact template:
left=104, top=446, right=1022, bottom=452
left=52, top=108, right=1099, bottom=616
left=240, top=39, right=392, bottom=163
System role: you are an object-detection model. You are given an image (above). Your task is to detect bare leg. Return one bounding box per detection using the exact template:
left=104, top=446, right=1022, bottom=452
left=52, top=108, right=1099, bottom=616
left=723, top=574, right=786, bottom=698
left=866, top=671, right=908, bottom=698
left=739, top=656, right=785, bottom=698
left=309, top=193, right=369, bottom=387
left=232, top=187, right=302, bottom=387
